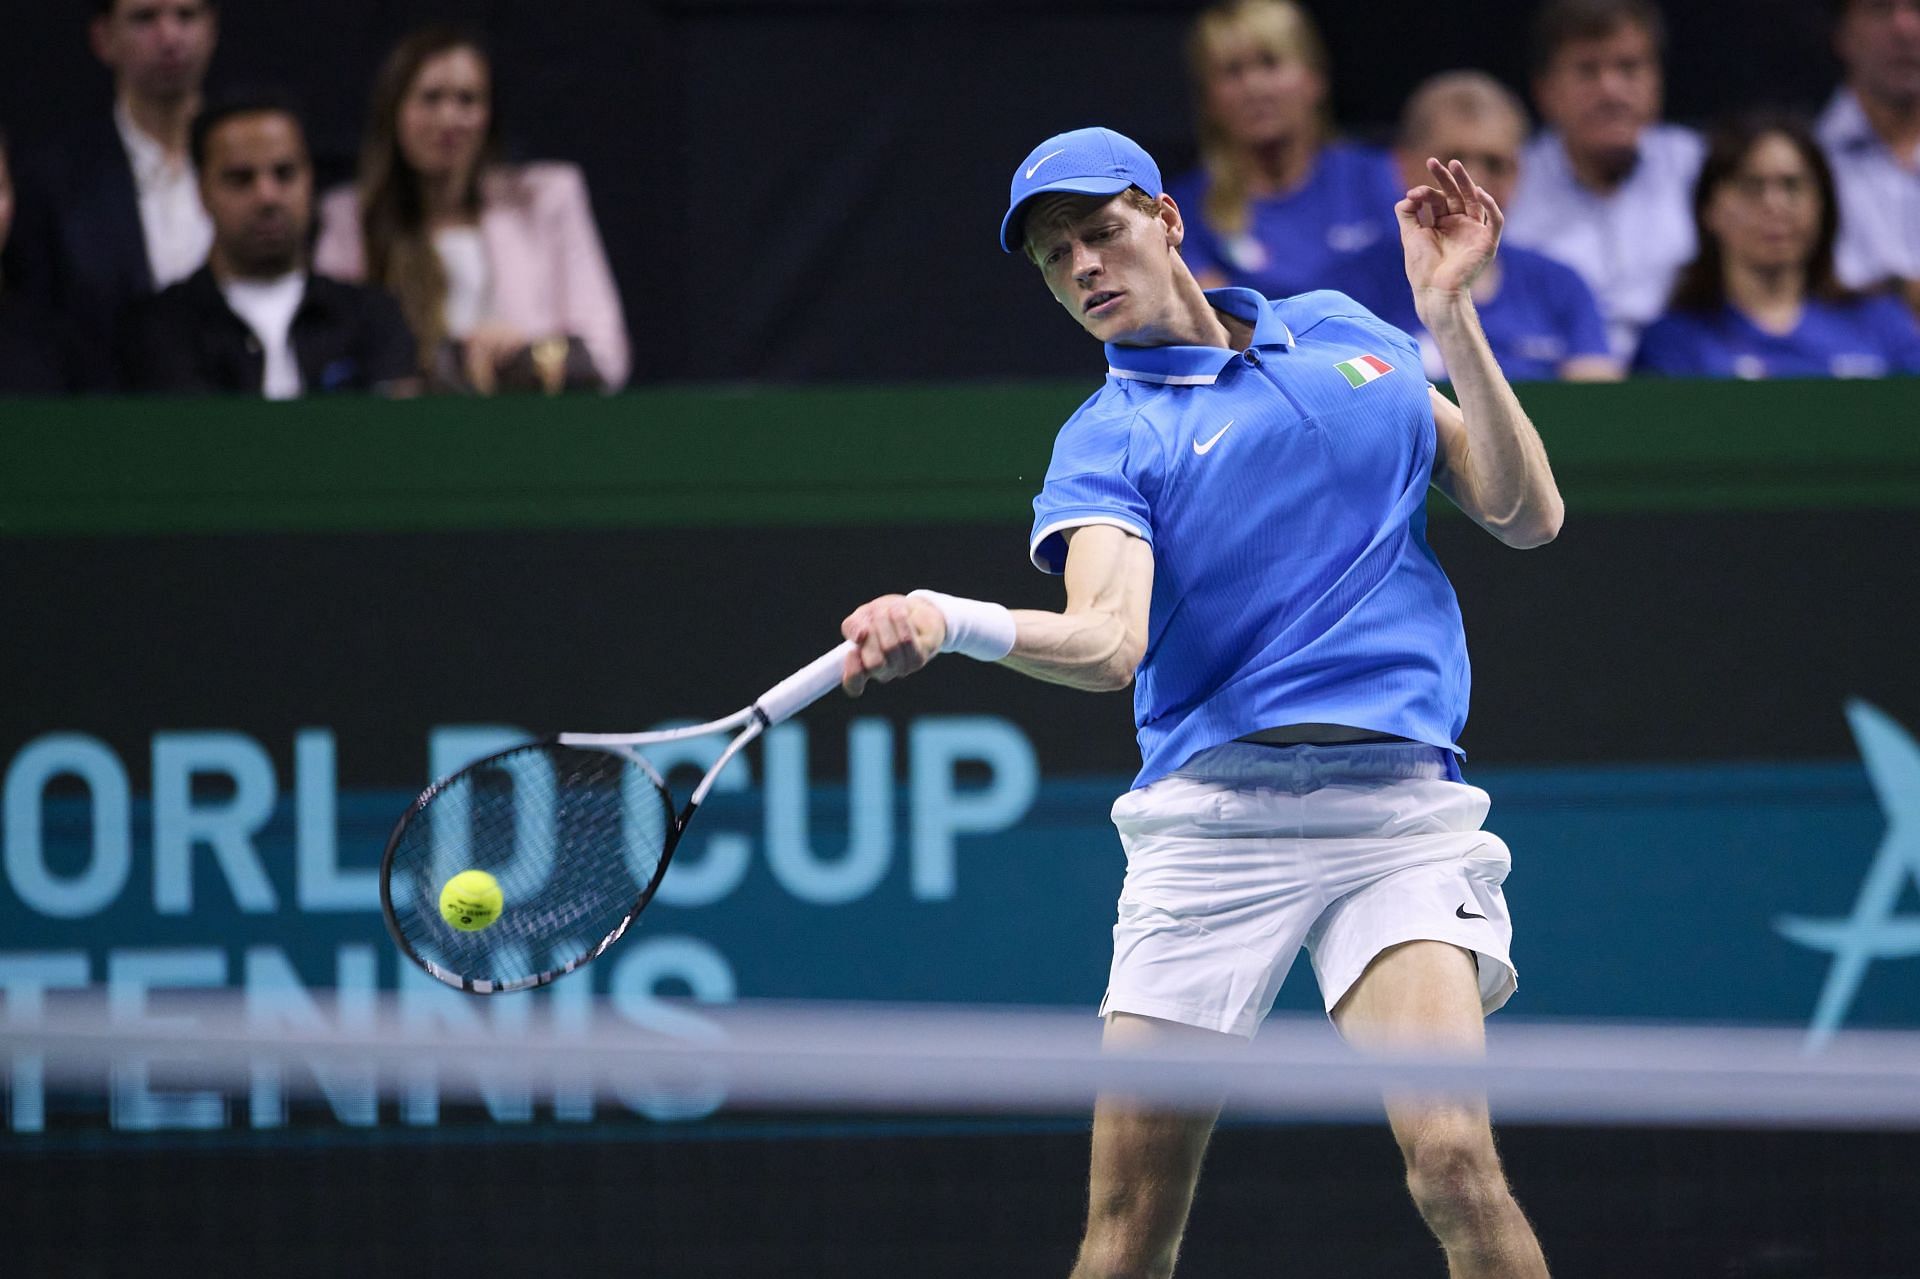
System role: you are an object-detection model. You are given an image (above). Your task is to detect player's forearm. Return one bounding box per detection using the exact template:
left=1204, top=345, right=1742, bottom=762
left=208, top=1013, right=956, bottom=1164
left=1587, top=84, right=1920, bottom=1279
left=889, top=528, right=1150, bottom=694
left=1001, top=606, right=1142, bottom=692
left=1421, top=294, right=1564, bottom=547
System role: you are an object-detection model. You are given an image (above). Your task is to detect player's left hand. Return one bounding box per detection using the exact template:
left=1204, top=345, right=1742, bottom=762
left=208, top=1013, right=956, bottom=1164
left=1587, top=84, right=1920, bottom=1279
left=1397, top=157, right=1502, bottom=316
left=840, top=594, right=946, bottom=697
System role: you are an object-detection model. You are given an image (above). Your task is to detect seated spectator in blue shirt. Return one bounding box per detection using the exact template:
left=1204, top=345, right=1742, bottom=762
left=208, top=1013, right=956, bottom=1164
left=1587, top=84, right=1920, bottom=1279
left=0, top=125, right=75, bottom=394
left=120, top=93, right=418, bottom=396
left=1167, top=0, right=1403, bottom=298
left=1504, top=0, right=1702, bottom=362
left=1326, top=71, right=1621, bottom=383
left=1817, top=0, right=1920, bottom=317
left=1636, top=113, right=1920, bottom=380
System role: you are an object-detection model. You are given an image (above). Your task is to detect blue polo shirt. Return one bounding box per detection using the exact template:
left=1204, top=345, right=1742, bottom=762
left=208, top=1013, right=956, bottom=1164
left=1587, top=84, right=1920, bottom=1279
left=1030, top=287, right=1470, bottom=789
left=1325, top=238, right=1612, bottom=382
left=1633, top=295, right=1920, bottom=379
left=1170, top=144, right=1405, bottom=299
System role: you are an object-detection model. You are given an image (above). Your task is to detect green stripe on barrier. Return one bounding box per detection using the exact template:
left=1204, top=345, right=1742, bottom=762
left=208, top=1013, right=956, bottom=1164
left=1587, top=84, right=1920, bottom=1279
left=1, top=377, right=1915, bottom=535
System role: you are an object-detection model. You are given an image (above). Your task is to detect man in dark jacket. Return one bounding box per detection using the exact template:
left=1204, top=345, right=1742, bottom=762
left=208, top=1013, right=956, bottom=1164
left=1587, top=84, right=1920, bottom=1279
left=120, top=93, right=417, bottom=396
left=4, top=0, right=220, bottom=389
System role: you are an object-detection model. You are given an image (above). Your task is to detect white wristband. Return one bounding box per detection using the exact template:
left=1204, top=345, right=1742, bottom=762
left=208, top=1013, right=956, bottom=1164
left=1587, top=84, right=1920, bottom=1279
left=908, top=589, right=1016, bottom=662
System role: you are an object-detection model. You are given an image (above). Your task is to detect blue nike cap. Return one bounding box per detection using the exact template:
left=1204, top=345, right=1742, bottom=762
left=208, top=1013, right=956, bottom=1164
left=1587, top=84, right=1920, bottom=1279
left=1000, top=126, right=1163, bottom=254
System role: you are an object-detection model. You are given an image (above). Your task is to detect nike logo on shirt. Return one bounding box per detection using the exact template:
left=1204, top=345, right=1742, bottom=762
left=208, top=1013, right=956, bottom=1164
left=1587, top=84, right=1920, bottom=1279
left=1193, top=421, right=1234, bottom=455
left=1025, top=149, right=1067, bottom=179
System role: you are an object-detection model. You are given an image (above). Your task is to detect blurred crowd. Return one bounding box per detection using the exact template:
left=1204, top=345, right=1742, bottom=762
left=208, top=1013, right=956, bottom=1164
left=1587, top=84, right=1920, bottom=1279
left=0, top=0, right=1916, bottom=398
left=1177, top=0, right=1920, bottom=383
left=0, top=6, right=625, bottom=398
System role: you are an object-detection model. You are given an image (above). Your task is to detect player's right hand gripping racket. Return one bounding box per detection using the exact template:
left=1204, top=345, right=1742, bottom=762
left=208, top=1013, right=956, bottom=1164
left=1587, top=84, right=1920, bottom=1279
left=380, top=641, right=857, bottom=994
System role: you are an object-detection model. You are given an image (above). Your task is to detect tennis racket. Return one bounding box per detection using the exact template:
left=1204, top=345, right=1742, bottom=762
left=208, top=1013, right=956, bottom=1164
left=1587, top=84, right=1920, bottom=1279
left=380, top=640, right=857, bottom=994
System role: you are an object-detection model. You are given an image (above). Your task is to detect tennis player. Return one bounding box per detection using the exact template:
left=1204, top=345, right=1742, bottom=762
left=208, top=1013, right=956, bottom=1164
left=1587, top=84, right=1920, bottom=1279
left=840, top=125, right=1559, bottom=1278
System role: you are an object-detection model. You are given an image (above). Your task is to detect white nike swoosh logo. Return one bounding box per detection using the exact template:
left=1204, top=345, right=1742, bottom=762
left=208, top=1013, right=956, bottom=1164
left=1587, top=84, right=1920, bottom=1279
left=1025, top=149, right=1067, bottom=180
left=1193, top=420, right=1234, bottom=455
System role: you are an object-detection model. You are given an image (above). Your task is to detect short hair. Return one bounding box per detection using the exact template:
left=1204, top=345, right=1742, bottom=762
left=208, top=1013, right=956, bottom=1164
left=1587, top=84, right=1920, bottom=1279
left=1398, top=71, right=1530, bottom=151
left=1020, top=186, right=1164, bottom=264
left=189, top=89, right=308, bottom=173
left=92, top=0, right=218, bottom=19
left=1528, top=0, right=1667, bottom=76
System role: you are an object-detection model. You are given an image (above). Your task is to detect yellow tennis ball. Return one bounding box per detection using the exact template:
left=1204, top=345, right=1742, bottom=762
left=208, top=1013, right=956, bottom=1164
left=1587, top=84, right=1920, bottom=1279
left=439, top=869, right=504, bottom=932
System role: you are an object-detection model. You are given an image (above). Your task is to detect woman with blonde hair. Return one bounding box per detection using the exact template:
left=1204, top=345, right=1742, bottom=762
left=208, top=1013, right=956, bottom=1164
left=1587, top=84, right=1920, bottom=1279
left=316, top=26, right=629, bottom=392
left=1169, top=0, right=1403, bottom=296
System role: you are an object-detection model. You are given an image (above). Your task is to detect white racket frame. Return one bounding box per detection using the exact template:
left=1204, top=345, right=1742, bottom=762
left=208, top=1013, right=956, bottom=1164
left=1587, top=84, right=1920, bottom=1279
left=385, top=640, right=859, bottom=993
left=558, top=639, right=855, bottom=807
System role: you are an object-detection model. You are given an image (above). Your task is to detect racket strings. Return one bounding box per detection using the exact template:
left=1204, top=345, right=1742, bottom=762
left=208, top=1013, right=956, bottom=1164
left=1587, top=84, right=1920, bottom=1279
left=385, top=745, right=673, bottom=990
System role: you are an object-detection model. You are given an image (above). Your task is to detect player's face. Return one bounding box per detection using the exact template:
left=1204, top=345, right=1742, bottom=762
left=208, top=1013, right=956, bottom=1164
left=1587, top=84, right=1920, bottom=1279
left=199, top=113, right=313, bottom=278
left=398, top=47, right=492, bottom=183
left=1201, top=34, right=1325, bottom=147
left=90, top=0, right=217, bottom=103
left=1704, top=133, right=1822, bottom=276
left=1534, top=22, right=1661, bottom=162
left=1835, top=0, right=1920, bottom=104
left=1398, top=114, right=1524, bottom=212
left=1027, top=194, right=1183, bottom=345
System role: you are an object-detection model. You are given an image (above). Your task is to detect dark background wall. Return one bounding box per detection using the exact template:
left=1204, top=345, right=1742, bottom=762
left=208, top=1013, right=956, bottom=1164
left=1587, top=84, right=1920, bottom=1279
left=11, top=1124, right=1920, bottom=1278
left=0, top=0, right=1845, bottom=382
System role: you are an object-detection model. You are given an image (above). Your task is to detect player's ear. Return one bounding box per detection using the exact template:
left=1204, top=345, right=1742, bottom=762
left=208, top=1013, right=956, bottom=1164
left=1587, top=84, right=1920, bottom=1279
left=1159, top=193, right=1185, bottom=250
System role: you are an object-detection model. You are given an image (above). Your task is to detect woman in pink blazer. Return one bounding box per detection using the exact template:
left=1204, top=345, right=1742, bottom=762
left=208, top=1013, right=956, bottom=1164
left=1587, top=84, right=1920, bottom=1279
left=315, top=26, right=629, bottom=392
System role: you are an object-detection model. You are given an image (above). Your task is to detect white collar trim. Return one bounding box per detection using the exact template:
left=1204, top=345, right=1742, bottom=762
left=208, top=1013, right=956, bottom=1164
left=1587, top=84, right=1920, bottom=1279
left=1106, top=367, right=1221, bottom=385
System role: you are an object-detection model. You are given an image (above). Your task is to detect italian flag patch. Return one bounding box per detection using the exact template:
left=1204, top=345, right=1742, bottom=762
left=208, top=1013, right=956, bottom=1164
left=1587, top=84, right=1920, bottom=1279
left=1335, top=354, right=1394, bottom=387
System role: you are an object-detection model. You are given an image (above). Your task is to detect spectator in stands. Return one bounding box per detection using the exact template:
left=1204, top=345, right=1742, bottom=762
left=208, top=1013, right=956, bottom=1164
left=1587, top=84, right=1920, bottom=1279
left=315, top=26, right=629, bottom=393
left=3, top=0, right=219, bottom=389
left=1635, top=114, right=1920, bottom=378
left=120, top=94, right=418, bottom=396
left=1168, top=0, right=1403, bottom=297
left=1818, top=0, right=1920, bottom=314
left=1505, top=0, right=1702, bottom=362
left=0, top=127, right=74, bottom=393
left=1327, top=71, right=1622, bottom=382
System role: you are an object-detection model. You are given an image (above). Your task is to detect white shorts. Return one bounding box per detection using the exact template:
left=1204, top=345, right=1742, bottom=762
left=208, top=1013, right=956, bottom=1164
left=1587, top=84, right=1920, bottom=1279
left=1102, top=740, right=1517, bottom=1039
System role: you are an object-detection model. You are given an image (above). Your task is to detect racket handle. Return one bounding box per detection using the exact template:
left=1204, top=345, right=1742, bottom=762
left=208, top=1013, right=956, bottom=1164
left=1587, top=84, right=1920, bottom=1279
left=755, top=640, right=858, bottom=725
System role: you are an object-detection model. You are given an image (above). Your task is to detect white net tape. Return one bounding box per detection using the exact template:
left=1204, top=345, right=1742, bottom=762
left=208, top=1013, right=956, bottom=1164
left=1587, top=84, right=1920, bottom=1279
left=7, top=991, right=1920, bottom=1129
